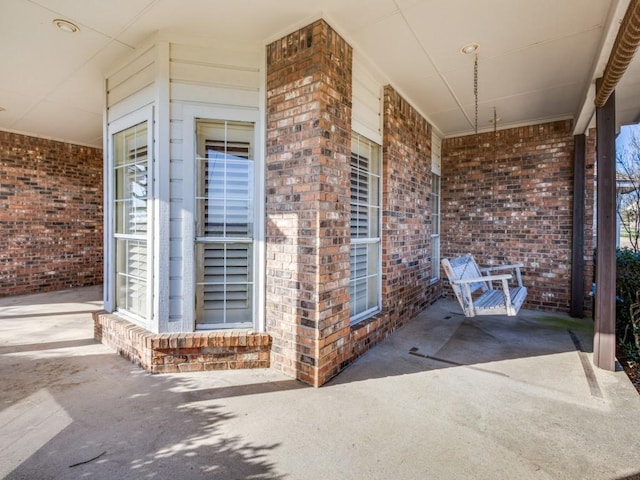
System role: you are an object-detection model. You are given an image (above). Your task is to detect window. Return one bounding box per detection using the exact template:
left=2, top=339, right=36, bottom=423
left=113, top=122, right=148, bottom=319
left=431, top=173, right=441, bottom=283
left=350, top=134, right=381, bottom=324
left=195, top=120, right=255, bottom=328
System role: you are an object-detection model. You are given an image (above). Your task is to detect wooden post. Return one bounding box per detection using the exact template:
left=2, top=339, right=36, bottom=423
left=594, top=78, right=617, bottom=371
left=571, top=134, right=586, bottom=318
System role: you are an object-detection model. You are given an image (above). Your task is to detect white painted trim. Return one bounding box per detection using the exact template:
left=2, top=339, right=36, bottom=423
left=349, top=132, right=383, bottom=326
left=255, top=47, right=267, bottom=334
left=181, top=105, right=263, bottom=332
left=431, top=131, right=441, bottom=176
left=154, top=41, right=171, bottom=333
left=103, top=79, right=112, bottom=312
left=352, top=118, right=381, bottom=148
left=181, top=112, right=196, bottom=331
left=106, top=105, right=154, bottom=327
left=573, top=0, right=631, bottom=135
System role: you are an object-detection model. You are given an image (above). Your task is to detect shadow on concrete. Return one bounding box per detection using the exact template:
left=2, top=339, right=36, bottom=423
left=1, top=350, right=287, bottom=480
left=0, top=285, right=287, bottom=480
left=329, top=299, right=596, bottom=386
left=179, top=379, right=308, bottom=402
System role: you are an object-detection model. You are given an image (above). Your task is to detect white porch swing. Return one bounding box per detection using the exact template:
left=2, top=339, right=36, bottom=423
left=440, top=52, right=527, bottom=318
left=441, top=254, right=528, bottom=317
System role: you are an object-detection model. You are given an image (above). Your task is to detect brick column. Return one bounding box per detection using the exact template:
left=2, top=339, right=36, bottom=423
left=265, top=20, right=352, bottom=386
left=380, top=87, right=434, bottom=327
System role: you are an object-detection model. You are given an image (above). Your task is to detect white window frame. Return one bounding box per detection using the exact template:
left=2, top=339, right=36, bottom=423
left=431, top=132, right=442, bottom=284
left=430, top=173, right=441, bottom=284
left=106, top=106, right=154, bottom=326
left=181, top=106, right=264, bottom=332
left=350, top=133, right=382, bottom=325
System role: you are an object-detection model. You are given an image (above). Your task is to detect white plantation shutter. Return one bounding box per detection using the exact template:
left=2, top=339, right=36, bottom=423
left=350, top=134, right=381, bottom=323
left=196, top=120, right=255, bottom=328
left=351, top=153, right=369, bottom=239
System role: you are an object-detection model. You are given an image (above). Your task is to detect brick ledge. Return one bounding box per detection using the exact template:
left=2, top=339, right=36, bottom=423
left=93, top=311, right=271, bottom=373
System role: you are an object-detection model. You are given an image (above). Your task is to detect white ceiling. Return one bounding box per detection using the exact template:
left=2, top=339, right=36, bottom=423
left=0, top=0, right=637, bottom=148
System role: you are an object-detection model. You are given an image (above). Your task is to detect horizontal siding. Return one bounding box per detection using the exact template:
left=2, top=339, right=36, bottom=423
left=352, top=52, right=382, bottom=144
left=171, top=62, right=259, bottom=90
left=108, top=45, right=156, bottom=93
left=168, top=42, right=262, bottom=326
left=107, top=85, right=155, bottom=125
left=170, top=82, right=259, bottom=109
left=107, top=45, right=156, bottom=117
left=171, top=43, right=260, bottom=70
left=108, top=63, right=155, bottom=107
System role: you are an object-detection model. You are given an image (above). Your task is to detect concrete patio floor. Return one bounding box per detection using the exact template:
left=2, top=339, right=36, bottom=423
left=1, top=286, right=639, bottom=480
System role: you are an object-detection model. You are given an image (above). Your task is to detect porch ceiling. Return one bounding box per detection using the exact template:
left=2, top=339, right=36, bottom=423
left=0, top=0, right=637, bottom=148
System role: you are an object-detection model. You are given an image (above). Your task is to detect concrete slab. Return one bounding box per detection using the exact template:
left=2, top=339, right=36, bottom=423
left=1, top=287, right=639, bottom=479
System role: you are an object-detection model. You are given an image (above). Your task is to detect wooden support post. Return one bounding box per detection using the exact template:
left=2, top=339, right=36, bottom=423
left=594, top=79, right=617, bottom=371
left=571, top=134, right=586, bottom=318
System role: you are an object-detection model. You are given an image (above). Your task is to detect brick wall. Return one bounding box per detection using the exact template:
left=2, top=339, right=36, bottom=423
left=94, top=311, right=271, bottom=373
left=351, top=87, right=441, bottom=358
left=441, top=120, right=587, bottom=312
left=0, top=131, right=103, bottom=296
left=265, top=20, right=352, bottom=386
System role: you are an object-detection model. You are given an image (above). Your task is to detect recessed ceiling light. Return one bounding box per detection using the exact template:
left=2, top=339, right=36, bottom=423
left=460, top=43, right=479, bottom=55
left=53, top=19, right=79, bottom=34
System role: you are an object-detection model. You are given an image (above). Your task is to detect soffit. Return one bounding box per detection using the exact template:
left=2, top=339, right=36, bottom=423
left=0, top=0, right=635, bottom=147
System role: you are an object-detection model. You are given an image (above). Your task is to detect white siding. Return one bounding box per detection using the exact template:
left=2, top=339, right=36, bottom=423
left=107, top=45, right=157, bottom=125
left=168, top=42, right=262, bottom=328
left=352, top=51, right=382, bottom=145
left=105, top=43, right=159, bottom=328
left=432, top=132, right=442, bottom=175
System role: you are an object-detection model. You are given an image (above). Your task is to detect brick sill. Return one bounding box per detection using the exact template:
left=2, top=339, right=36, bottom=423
left=93, top=311, right=271, bottom=373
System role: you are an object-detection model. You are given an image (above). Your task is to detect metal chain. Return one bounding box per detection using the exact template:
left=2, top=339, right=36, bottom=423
left=474, top=55, right=478, bottom=135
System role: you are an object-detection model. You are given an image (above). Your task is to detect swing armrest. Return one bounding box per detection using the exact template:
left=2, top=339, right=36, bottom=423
left=480, top=263, right=524, bottom=273
left=450, top=274, right=512, bottom=285
left=480, top=264, right=524, bottom=287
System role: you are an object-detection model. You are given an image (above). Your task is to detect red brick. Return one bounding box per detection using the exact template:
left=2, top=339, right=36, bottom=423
left=441, top=120, right=594, bottom=313
left=0, top=131, right=103, bottom=296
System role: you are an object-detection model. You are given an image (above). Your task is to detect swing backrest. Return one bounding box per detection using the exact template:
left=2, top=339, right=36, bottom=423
left=442, top=254, right=489, bottom=295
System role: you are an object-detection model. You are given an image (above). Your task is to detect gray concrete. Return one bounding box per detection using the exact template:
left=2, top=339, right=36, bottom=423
left=1, top=286, right=639, bottom=480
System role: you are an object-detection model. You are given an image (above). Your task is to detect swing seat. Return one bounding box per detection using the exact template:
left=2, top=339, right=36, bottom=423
left=441, top=254, right=527, bottom=317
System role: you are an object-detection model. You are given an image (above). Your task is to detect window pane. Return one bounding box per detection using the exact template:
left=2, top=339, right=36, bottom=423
left=113, top=121, right=148, bottom=320
left=431, top=173, right=441, bottom=282
left=196, top=243, right=253, bottom=326
left=196, top=122, right=254, bottom=238
left=349, top=242, right=379, bottom=317
left=114, top=124, right=148, bottom=235
left=350, top=133, right=381, bottom=323
left=195, top=120, right=255, bottom=328
left=116, top=238, right=147, bottom=318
